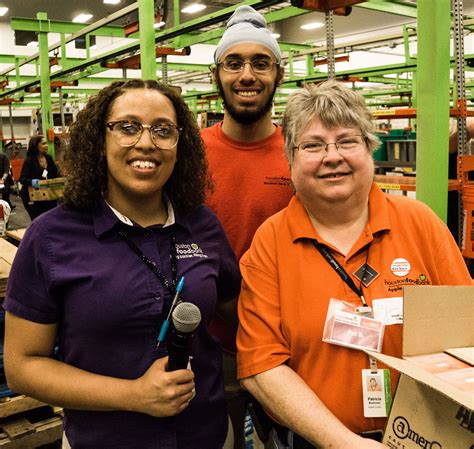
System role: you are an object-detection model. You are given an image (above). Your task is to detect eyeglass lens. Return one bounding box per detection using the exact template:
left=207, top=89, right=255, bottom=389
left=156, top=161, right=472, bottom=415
left=221, top=58, right=275, bottom=73
left=110, top=121, right=179, bottom=149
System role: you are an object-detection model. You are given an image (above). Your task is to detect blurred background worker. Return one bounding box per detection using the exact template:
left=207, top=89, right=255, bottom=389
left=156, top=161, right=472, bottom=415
left=202, top=6, right=294, bottom=447
left=19, top=135, right=60, bottom=220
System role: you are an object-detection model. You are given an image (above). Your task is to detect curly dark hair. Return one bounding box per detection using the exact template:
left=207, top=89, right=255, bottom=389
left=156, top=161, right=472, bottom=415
left=26, top=135, right=44, bottom=157
left=63, top=79, right=211, bottom=214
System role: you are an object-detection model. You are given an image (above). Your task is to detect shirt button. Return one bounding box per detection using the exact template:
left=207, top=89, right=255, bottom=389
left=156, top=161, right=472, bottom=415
left=154, top=295, right=161, bottom=301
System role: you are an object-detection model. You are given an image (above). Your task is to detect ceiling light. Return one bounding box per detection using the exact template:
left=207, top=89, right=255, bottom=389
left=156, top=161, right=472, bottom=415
left=181, top=4, right=206, bottom=14
left=0, top=7, right=8, bottom=16
left=103, top=0, right=121, bottom=4
left=73, top=13, right=93, bottom=23
left=271, top=32, right=280, bottom=39
left=154, top=21, right=165, bottom=29
left=27, top=41, right=38, bottom=47
left=301, top=22, right=324, bottom=30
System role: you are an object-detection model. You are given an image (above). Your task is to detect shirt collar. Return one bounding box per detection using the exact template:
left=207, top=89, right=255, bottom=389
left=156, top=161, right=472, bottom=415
left=105, top=194, right=176, bottom=228
left=93, top=195, right=190, bottom=238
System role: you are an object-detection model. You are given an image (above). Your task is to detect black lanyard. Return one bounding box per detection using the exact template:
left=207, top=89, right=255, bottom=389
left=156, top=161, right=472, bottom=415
left=312, top=241, right=369, bottom=307
left=118, top=230, right=178, bottom=296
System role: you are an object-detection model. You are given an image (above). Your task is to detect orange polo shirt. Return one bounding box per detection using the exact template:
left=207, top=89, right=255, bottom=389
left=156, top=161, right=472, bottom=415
left=237, top=184, right=472, bottom=434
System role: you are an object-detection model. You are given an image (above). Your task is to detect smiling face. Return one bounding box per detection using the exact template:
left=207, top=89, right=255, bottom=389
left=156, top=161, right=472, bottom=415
left=104, top=88, right=178, bottom=210
left=214, top=43, right=282, bottom=125
left=291, top=118, right=374, bottom=208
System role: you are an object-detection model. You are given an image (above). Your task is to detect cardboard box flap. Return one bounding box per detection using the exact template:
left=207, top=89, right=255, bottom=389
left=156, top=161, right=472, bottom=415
left=403, top=286, right=474, bottom=357
left=445, top=347, right=474, bottom=365
left=366, top=350, right=474, bottom=410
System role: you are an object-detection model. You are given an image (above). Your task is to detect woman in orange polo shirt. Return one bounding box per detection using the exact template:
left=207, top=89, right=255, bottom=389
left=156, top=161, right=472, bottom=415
left=237, top=81, right=472, bottom=449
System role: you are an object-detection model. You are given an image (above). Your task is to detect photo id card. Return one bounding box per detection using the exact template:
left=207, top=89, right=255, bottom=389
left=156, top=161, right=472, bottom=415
left=362, top=369, right=392, bottom=417
left=322, top=298, right=385, bottom=352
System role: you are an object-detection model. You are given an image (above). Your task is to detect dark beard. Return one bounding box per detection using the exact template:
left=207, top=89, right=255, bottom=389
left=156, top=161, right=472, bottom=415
left=215, top=75, right=278, bottom=125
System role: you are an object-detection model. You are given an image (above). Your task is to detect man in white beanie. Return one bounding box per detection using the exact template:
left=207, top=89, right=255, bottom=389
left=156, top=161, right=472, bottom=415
left=201, top=5, right=293, bottom=448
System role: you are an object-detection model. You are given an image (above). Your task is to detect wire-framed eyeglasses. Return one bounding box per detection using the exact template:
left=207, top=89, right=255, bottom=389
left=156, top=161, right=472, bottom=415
left=295, top=135, right=366, bottom=159
left=217, top=57, right=278, bottom=74
left=106, top=120, right=182, bottom=150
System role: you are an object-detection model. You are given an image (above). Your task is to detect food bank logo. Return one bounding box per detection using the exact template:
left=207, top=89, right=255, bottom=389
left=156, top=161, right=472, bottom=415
left=175, top=243, right=208, bottom=259
left=392, top=416, right=442, bottom=448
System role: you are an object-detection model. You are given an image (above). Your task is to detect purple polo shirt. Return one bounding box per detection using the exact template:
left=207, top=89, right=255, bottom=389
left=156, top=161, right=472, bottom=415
left=4, top=198, right=241, bottom=449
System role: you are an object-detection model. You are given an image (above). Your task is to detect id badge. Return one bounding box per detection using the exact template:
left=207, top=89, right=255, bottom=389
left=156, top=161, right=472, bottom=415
left=42, top=169, right=48, bottom=178
left=322, top=298, right=385, bottom=352
left=362, top=369, right=392, bottom=417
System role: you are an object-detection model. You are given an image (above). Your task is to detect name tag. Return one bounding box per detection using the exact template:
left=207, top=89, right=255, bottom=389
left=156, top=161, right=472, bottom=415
left=362, top=369, right=392, bottom=417
left=322, top=298, right=385, bottom=352
left=373, top=297, right=403, bottom=325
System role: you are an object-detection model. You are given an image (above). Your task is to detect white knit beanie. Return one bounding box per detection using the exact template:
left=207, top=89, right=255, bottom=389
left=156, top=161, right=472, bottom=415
left=214, top=6, right=281, bottom=64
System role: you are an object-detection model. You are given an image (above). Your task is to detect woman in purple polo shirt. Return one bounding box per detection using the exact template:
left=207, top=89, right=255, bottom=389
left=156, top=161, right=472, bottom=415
left=4, top=80, right=241, bottom=449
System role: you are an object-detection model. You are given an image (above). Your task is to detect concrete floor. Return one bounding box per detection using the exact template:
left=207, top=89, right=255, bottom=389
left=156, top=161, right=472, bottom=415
left=7, top=191, right=31, bottom=231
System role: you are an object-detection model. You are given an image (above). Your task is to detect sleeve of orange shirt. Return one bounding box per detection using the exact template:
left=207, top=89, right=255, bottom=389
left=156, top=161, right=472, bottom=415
left=236, top=220, right=290, bottom=380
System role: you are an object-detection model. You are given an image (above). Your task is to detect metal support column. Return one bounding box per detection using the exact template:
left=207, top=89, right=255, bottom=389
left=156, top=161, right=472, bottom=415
left=138, top=0, right=156, bottom=80
left=325, top=10, right=336, bottom=79
left=37, top=12, right=54, bottom=156
left=415, top=0, right=451, bottom=220
left=162, top=55, right=168, bottom=84
left=58, top=87, right=66, bottom=133
left=453, top=0, right=468, bottom=246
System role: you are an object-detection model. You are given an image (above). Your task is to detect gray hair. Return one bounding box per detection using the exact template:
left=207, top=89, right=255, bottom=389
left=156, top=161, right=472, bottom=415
left=282, top=81, right=380, bottom=164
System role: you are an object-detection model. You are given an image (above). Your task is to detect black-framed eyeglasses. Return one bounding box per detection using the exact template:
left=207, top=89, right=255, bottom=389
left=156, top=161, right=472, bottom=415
left=295, top=135, right=366, bottom=159
left=106, top=120, right=182, bottom=150
left=217, top=57, right=278, bottom=74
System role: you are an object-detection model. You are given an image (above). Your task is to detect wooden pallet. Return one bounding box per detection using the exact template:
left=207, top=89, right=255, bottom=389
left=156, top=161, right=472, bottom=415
left=4, top=229, right=25, bottom=246
left=0, top=396, right=63, bottom=448
left=0, top=396, right=48, bottom=419
left=0, top=415, right=62, bottom=448
left=0, top=239, right=17, bottom=302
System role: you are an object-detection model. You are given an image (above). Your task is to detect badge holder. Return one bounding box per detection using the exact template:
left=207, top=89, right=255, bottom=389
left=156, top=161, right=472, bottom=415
left=361, top=356, right=392, bottom=418
left=322, top=298, right=385, bottom=352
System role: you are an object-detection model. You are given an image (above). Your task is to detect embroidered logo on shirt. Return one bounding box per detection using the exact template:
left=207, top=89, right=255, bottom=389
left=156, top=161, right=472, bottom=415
left=263, top=176, right=291, bottom=186
left=175, top=243, right=208, bottom=259
left=383, top=274, right=431, bottom=293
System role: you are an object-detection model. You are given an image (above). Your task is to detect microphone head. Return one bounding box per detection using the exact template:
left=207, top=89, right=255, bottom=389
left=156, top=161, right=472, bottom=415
left=171, top=302, right=201, bottom=333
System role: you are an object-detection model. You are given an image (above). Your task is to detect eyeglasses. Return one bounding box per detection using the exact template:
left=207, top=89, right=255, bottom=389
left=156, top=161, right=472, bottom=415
left=295, top=135, right=366, bottom=159
left=106, top=120, right=182, bottom=150
left=217, top=57, right=278, bottom=74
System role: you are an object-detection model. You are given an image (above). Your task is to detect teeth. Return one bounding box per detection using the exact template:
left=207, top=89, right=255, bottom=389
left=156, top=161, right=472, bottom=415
left=324, top=173, right=344, bottom=178
left=130, top=160, right=157, bottom=169
left=237, top=91, right=258, bottom=97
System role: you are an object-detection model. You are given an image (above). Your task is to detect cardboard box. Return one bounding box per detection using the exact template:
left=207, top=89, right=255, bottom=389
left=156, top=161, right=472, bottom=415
left=28, top=177, right=66, bottom=201
left=366, top=285, right=474, bottom=449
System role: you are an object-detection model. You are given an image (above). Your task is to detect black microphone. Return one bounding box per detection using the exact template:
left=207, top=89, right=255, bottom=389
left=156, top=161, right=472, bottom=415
left=166, top=302, right=201, bottom=371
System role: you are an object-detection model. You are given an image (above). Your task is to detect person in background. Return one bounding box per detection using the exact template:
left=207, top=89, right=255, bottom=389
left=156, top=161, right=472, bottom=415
left=202, top=6, right=294, bottom=447
left=237, top=81, right=472, bottom=449
left=4, top=79, right=240, bottom=449
left=0, top=152, right=14, bottom=209
left=19, top=135, right=60, bottom=220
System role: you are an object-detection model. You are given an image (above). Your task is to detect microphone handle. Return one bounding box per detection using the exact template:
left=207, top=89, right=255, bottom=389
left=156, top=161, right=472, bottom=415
left=166, top=330, right=193, bottom=371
